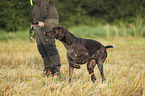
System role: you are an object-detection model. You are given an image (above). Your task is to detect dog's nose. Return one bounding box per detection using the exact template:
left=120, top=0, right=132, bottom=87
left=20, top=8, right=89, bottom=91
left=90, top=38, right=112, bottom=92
left=43, top=32, right=46, bottom=35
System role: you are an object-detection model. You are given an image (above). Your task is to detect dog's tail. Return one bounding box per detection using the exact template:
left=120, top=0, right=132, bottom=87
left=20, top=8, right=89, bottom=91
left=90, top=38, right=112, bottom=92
left=105, top=45, right=116, bottom=49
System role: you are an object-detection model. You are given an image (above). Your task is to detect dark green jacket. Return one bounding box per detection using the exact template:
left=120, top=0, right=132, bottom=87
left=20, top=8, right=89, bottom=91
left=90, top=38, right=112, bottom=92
left=32, top=0, right=59, bottom=24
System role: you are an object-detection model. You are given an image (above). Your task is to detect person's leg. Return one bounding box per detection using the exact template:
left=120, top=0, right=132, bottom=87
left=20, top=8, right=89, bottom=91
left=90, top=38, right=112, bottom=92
left=44, top=19, right=61, bottom=75
left=33, top=25, right=51, bottom=76
left=35, top=19, right=61, bottom=75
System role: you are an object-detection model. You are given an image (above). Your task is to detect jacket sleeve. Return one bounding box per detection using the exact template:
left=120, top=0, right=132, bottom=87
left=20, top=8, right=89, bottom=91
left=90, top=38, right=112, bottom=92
left=40, top=0, right=49, bottom=22
left=32, top=0, right=41, bottom=24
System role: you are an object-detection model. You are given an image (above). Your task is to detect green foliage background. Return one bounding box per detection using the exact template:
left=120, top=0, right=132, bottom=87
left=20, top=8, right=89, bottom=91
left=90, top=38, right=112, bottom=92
left=0, top=0, right=145, bottom=31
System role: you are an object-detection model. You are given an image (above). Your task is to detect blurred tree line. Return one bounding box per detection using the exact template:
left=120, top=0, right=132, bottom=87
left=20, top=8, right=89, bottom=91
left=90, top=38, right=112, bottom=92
left=0, top=0, right=145, bottom=31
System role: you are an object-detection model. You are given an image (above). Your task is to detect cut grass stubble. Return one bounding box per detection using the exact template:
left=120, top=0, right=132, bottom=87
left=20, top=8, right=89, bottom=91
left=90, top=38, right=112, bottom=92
left=0, top=25, right=145, bottom=96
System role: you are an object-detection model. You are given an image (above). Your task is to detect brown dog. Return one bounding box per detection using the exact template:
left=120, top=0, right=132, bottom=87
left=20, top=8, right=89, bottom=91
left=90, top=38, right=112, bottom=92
left=44, top=26, right=116, bottom=83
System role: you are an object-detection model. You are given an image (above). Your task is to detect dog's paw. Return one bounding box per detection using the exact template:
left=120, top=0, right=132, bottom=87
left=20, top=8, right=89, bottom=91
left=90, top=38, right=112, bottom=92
left=102, top=78, right=106, bottom=83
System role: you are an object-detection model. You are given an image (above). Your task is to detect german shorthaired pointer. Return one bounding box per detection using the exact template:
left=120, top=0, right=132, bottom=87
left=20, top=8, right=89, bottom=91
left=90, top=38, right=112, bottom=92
left=44, top=26, right=116, bottom=83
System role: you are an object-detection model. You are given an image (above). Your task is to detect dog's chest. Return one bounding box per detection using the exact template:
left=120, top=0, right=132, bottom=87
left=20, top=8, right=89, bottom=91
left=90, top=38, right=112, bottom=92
left=67, top=45, right=89, bottom=63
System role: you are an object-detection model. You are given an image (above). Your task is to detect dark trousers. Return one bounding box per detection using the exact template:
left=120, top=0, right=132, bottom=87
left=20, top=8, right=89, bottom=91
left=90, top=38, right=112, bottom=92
left=34, top=19, right=61, bottom=69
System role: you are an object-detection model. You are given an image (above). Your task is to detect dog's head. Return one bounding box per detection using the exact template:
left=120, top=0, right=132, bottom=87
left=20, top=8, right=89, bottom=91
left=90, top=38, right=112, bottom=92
left=44, top=26, right=65, bottom=40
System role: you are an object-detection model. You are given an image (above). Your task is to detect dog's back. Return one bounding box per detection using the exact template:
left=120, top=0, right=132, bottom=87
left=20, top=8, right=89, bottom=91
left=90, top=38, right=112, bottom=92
left=83, top=39, right=105, bottom=57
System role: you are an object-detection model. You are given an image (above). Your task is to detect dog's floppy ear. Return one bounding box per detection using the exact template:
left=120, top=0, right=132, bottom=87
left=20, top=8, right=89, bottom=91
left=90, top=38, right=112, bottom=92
left=53, top=27, right=59, bottom=34
left=58, top=27, right=65, bottom=40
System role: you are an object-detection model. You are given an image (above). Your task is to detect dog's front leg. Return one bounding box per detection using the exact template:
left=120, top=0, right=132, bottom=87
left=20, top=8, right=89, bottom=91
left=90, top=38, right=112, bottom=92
left=69, top=64, right=74, bottom=83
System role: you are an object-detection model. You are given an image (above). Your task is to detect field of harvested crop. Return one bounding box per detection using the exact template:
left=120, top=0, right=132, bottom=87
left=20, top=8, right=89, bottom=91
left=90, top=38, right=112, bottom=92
left=0, top=26, right=145, bottom=96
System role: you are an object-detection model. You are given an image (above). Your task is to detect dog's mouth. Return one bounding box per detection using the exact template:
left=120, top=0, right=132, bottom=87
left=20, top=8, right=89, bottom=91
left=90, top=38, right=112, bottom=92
left=43, top=32, right=50, bottom=37
left=43, top=32, right=56, bottom=39
left=43, top=32, right=47, bottom=36
left=43, top=32, right=54, bottom=39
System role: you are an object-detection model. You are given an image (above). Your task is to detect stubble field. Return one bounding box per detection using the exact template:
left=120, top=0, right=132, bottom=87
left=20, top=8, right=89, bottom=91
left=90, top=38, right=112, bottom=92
left=0, top=26, right=145, bottom=96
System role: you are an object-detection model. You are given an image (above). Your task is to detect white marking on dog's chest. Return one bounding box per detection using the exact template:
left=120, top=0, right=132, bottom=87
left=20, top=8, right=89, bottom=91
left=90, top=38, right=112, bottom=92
left=68, top=49, right=74, bottom=53
left=86, top=53, right=89, bottom=55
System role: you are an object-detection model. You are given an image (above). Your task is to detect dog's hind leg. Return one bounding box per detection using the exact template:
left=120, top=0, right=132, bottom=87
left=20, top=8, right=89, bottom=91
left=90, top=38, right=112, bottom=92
left=87, top=59, right=96, bottom=83
left=97, top=60, right=106, bottom=83
left=69, top=64, right=74, bottom=83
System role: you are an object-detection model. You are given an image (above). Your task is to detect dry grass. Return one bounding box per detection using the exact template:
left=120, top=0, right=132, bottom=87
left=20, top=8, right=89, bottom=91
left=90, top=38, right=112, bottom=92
left=0, top=38, right=145, bottom=96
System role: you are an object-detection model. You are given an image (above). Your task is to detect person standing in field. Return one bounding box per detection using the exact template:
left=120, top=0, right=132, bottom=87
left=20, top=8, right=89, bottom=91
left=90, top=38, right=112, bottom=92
left=30, top=0, right=61, bottom=76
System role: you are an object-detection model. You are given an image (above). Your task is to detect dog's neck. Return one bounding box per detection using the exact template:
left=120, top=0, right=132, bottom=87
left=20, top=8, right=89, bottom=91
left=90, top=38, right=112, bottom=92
left=59, top=30, right=77, bottom=46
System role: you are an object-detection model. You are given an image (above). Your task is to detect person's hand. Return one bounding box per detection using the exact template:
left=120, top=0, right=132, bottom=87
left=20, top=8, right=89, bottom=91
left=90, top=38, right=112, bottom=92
left=38, top=22, right=44, bottom=27
left=30, top=24, right=34, bottom=29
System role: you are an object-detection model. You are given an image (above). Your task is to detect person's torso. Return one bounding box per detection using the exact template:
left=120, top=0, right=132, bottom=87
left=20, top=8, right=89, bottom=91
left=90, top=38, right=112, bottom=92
left=33, top=0, right=59, bottom=19
left=48, top=0, right=59, bottom=19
